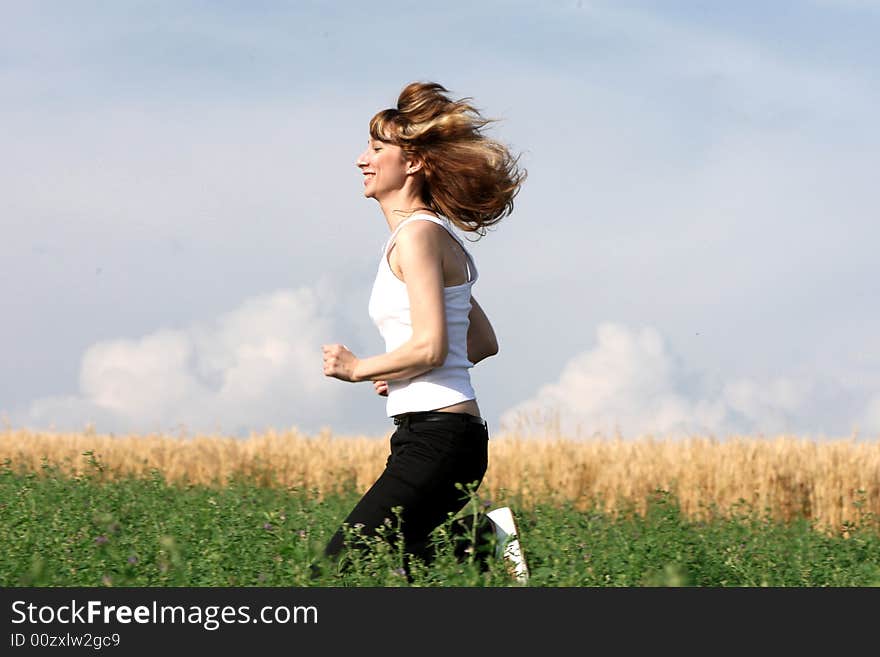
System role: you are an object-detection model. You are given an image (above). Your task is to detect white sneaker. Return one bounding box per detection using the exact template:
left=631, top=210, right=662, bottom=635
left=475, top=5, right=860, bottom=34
left=486, top=506, right=530, bottom=584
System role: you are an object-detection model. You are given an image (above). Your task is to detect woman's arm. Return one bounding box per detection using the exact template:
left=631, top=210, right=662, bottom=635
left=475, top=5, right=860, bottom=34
left=467, top=295, right=498, bottom=365
left=353, top=223, right=448, bottom=382
left=367, top=296, right=496, bottom=391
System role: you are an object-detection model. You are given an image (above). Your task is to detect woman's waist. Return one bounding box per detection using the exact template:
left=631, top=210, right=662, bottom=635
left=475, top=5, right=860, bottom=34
left=386, top=376, right=476, bottom=411
left=392, top=406, right=485, bottom=428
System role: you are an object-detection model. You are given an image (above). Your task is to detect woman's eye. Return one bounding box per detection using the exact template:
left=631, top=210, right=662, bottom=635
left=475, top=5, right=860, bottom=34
left=373, top=147, right=382, bottom=152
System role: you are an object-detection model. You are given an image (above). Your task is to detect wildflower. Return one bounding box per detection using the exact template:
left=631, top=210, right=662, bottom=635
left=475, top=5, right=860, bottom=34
left=128, top=556, right=138, bottom=565
left=263, top=522, right=273, bottom=531
left=393, top=567, right=407, bottom=577
left=297, top=530, right=307, bottom=539
left=95, top=535, right=109, bottom=545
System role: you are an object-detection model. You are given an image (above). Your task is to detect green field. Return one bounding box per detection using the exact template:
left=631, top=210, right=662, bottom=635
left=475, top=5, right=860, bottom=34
left=3, top=463, right=879, bottom=587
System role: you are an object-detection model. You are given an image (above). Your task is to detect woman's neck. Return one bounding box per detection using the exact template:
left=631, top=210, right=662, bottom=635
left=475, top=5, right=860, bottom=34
left=378, top=189, right=435, bottom=232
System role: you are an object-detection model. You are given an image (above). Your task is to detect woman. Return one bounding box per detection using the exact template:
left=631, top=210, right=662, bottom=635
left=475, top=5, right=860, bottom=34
left=320, top=81, right=527, bottom=582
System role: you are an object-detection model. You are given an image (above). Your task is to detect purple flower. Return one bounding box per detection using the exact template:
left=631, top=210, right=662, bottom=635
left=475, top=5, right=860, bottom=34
left=393, top=567, right=407, bottom=577
left=297, top=530, right=307, bottom=539
left=263, top=522, right=273, bottom=531
left=127, top=556, right=138, bottom=565
left=95, top=535, right=108, bottom=545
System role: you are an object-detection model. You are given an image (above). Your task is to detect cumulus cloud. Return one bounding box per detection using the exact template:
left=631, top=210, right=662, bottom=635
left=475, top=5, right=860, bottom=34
left=498, top=322, right=868, bottom=440
left=862, top=396, right=880, bottom=436
left=15, top=283, right=343, bottom=436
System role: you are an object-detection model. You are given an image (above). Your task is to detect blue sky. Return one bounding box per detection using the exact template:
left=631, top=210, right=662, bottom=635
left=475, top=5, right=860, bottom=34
left=2, top=1, right=878, bottom=439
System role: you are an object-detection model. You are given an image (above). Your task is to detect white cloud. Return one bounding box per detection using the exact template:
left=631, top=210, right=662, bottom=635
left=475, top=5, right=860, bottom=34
left=3, top=3, right=878, bottom=442
left=861, top=396, right=880, bottom=436
left=15, top=283, right=343, bottom=436
left=498, top=322, right=865, bottom=440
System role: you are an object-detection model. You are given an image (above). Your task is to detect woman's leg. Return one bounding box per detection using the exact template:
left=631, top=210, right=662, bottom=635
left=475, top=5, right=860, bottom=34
left=321, top=415, right=489, bottom=572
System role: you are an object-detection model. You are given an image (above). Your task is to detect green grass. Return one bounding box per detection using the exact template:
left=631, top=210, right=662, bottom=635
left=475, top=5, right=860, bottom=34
left=2, top=461, right=879, bottom=587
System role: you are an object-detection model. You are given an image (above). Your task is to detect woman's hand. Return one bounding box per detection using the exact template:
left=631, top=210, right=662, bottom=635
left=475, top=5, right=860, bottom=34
left=374, top=380, right=389, bottom=397
left=322, top=344, right=360, bottom=382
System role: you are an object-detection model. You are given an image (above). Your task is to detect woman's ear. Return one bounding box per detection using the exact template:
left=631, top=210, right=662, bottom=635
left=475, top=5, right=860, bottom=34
left=406, top=158, right=423, bottom=175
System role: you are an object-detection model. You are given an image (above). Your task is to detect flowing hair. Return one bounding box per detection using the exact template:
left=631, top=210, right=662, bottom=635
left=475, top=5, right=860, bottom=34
left=369, top=81, right=526, bottom=239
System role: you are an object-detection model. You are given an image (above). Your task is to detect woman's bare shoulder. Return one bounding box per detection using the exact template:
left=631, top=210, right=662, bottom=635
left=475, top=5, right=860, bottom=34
left=393, top=216, right=446, bottom=248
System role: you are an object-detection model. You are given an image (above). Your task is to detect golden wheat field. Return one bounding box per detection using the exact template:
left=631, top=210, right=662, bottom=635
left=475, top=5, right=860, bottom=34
left=3, top=425, right=879, bottom=533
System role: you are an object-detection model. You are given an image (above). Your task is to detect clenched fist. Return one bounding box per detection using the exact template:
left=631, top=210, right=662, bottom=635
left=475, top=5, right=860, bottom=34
left=374, top=380, right=388, bottom=396
left=322, top=343, right=360, bottom=382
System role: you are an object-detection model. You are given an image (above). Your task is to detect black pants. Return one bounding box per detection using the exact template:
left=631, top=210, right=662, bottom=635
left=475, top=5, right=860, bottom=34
left=321, top=411, right=494, bottom=573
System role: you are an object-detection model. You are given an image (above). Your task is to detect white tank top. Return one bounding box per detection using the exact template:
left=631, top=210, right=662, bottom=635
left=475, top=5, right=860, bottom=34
left=367, top=214, right=477, bottom=417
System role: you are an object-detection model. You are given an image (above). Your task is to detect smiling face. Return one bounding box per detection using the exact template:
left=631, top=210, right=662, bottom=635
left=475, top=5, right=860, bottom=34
left=356, top=138, right=418, bottom=200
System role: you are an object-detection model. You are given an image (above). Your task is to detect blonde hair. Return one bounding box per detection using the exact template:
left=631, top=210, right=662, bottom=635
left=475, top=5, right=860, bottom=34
left=369, top=81, right=526, bottom=239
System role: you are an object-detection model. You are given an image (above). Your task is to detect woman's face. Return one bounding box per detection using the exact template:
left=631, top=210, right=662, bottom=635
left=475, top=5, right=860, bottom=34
left=356, top=138, right=410, bottom=199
